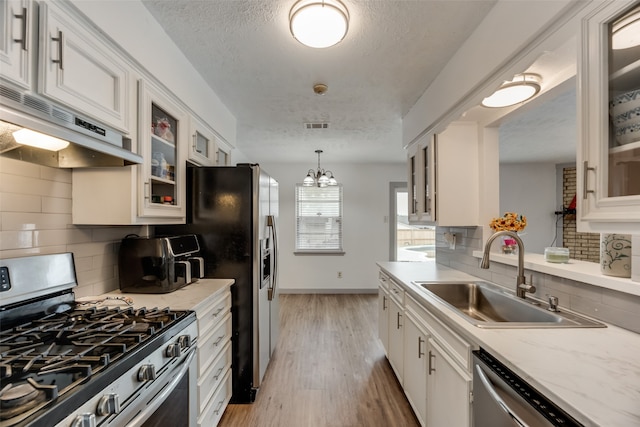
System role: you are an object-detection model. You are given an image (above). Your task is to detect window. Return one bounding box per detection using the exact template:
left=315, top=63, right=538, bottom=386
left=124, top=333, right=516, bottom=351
left=295, top=184, right=344, bottom=253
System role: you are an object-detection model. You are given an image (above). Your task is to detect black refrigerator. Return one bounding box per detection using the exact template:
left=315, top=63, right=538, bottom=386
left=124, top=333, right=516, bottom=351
left=156, top=163, right=279, bottom=403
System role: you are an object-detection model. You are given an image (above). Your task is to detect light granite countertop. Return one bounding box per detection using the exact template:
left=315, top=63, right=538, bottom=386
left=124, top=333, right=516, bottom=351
left=377, top=261, right=640, bottom=427
left=79, top=278, right=234, bottom=313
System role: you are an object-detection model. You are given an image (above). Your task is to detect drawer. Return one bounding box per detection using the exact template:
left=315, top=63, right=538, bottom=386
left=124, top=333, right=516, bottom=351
left=378, top=271, right=390, bottom=290
left=388, top=278, right=405, bottom=305
left=406, top=294, right=470, bottom=371
left=198, top=341, right=232, bottom=411
left=197, top=292, right=232, bottom=338
left=197, top=368, right=232, bottom=427
left=197, top=312, right=232, bottom=375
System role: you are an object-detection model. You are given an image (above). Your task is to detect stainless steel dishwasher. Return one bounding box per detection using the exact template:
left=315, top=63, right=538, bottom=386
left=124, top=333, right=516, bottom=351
left=472, top=348, right=584, bottom=427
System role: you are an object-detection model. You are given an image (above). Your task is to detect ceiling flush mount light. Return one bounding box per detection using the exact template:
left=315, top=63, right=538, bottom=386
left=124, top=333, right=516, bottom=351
left=481, top=73, right=542, bottom=108
left=611, top=6, right=640, bottom=50
left=12, top=129, right=70, bottom=151
left=290, top=0, right=349, bottom=48
left=303, top=149, right=338, bottom=187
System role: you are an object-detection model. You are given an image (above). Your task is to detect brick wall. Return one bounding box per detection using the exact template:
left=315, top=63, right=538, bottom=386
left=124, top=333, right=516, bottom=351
left=562, top=167, right=599, bottom=262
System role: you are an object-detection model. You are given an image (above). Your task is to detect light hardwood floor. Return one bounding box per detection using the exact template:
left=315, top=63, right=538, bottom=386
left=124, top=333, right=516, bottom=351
left=218, top=294, right=420, bottom=427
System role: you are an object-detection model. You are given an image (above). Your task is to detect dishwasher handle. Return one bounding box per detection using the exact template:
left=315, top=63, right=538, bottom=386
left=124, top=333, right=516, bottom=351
left=474, top=364, right=529, bottom=427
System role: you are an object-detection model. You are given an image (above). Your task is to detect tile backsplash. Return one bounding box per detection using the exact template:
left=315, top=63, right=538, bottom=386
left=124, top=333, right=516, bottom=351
left=0, top=158, right=148, bottom=297
left=435, top=226, right=640, bottom=334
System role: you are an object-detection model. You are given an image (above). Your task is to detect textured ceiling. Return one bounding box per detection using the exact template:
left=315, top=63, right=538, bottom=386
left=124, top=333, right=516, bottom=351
left=499, top=86, right=576, bottom=164
left=141, top=0, right=497, bottom=164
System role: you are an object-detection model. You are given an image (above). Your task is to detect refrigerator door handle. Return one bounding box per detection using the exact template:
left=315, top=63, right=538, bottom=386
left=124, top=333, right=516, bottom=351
left=267, top=215, right=278, bottom=301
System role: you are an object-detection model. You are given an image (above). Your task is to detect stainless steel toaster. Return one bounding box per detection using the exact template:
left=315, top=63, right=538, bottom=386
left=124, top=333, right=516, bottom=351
left=118, top=234, right=204, bottom=293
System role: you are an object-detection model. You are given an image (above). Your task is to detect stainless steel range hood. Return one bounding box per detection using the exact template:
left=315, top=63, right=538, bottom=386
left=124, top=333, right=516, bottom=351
left=0, top=85, right=143, bottom=168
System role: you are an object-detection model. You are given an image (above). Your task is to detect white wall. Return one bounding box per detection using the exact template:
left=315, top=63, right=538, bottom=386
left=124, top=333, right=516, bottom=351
left=260, top=162, right=406, bottom=293
left=500, top=163, right=557, bottom=254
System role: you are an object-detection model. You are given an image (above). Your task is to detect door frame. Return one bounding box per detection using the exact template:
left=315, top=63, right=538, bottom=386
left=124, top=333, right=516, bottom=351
left=389, top=182, right=407, bottom=261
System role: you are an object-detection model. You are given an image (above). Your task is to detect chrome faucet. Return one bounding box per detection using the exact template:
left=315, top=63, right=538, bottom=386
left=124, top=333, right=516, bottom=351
left=480, top=230, right=536, bottom=299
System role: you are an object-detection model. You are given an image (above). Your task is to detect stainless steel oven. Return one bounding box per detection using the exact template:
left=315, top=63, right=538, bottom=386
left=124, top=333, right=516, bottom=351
left=0, top=253, right=197, bottom=427
left=472, top=348, right=584, bottom=427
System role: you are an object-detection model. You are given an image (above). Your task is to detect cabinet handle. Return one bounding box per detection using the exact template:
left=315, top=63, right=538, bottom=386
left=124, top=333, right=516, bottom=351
left=396, top=312, right=402, bottom=329
left=51, top=30, right=64, bottom=70
left=382, top=295, right=387, bottom=310
left=583, top=161, right=595, bottom=199
left=144, top=181, right=150, bottom=200
left=213, top=400, right=224, bottom=416
left=212, top=307, right=224, bottom=318
left=418, top=336, right=425, bottom=359
left=213, top=335, right=225, bottom=346
left=428, top=350, right=436, bottom=374
left=14, top=7, right=28, bottom=51
left=213, top=367, right=224, bottom=380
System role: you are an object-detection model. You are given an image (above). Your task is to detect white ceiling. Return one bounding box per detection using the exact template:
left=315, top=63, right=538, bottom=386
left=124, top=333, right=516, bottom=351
left=498, top=85, right=577, bottom=164
left=141, top=0, right=498, bottom=164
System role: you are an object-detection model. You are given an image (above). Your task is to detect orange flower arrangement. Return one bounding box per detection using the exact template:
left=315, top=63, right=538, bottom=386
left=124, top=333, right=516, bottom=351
left=489, top=212, right=527, bottom=232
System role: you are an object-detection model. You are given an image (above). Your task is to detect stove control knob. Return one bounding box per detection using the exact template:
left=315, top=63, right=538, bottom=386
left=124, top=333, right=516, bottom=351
left=166, top=342, right=182, bottom=358
left=178, top=335, right=191, bottom=348
left=71, top=413, right=96, bottom=427
left=97, top=393, right=120, bottom=416
left=138, top=364, right=156, bottom=382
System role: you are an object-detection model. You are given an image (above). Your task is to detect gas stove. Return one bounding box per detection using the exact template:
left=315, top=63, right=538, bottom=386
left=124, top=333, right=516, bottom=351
left=0, top=253, right=197, bottom=427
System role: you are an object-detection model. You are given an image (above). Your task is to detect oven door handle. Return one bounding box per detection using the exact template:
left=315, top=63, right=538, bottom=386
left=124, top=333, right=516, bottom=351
left=474, top=364, right=530, bottom=427
left=127, top=349, right=196, bottom=426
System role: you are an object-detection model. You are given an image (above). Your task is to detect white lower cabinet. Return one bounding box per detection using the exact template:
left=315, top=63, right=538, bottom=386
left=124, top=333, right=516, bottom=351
left=403, top=310, right=429, bottom=425
left=193, top=286, right=232, bottom=427
left=388, top=285, right=405, bottom=382
left=379, top=269, right=473, bottom=427
left=378, top=272, right=390, bottom=355
left=426, top=339, right=472, bottom=426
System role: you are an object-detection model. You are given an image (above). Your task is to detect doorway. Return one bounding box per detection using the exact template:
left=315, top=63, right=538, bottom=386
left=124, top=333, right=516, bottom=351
left=389, top=182, right=435, bottom=262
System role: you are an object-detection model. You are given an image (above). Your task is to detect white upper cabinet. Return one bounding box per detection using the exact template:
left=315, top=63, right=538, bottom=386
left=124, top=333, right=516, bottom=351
left=578, top=1, right=640, bottom=233
left=188, top=115, right=217, bottom=166
left=72, top=80, right=188, bottom=225
left=216, top=140, right=232, bottom=166
left=137, top=79, right=187, bottom=219
left=0, top=0, right=33, bottom=89
left=407, top=122, right=479, bottom=226
left=38, top=1, right=131, bottom=134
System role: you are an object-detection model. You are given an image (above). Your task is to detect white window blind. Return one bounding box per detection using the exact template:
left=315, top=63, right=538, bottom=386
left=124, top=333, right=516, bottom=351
left=295, top=184, right=343, bottom=253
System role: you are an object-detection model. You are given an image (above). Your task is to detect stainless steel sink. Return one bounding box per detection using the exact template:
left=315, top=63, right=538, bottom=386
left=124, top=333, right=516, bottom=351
left=413, top=281, right=606, bottom=328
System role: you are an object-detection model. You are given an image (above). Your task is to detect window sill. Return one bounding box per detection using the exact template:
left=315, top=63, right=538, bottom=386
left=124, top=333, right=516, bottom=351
left=294, top=251, right=346, bottom=256
left=471, top=250, right=640, bottom=297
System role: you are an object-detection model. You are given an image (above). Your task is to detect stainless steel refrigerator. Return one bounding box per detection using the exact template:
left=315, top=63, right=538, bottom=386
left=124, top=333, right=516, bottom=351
left=156, top=163, right=279, bottom=403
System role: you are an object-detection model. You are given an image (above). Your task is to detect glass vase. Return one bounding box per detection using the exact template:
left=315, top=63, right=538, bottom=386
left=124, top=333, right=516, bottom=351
left=501, top=236, right=518, bottom=255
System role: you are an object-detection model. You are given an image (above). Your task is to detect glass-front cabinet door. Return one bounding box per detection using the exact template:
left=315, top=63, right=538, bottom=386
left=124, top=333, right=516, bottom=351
left=188, top=116, right=217, bottom=166
left=138, top=80, right=186, bottom=219
left=578, top=1, right=640, bottom=232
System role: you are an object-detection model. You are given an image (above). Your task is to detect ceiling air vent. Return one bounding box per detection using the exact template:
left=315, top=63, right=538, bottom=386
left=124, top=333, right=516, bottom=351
left=304, top=122, right=329, bottom=129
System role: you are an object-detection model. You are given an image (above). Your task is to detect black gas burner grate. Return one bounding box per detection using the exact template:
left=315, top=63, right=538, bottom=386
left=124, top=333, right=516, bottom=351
left=0, top=305, right=189, bottom=424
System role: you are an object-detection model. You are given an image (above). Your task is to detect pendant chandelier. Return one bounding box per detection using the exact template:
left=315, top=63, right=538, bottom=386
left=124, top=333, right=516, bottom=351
left=303, top=149, right=338, bottom=187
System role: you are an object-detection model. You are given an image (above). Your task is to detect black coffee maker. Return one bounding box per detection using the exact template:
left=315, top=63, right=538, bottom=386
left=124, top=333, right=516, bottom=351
left=118, top=234, right=204, bottom=293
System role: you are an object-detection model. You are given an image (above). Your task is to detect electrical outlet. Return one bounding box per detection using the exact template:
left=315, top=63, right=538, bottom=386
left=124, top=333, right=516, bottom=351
left=337, top=271, right=342, bottom=279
